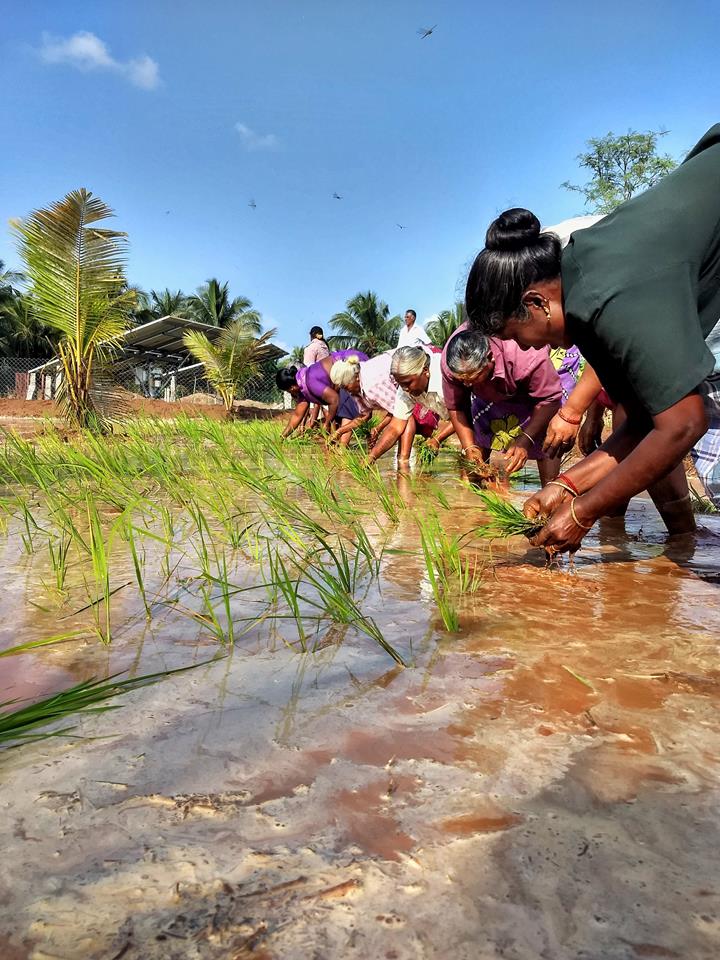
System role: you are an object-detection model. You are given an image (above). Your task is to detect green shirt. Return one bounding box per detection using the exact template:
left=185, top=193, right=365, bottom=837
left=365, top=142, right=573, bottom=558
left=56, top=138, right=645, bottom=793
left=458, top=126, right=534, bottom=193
left=562, top=124, right=720, bottom=417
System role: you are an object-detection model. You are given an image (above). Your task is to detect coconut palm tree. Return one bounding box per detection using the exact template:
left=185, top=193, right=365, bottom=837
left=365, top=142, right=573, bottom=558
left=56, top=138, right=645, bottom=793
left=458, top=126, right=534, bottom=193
left=183, top=319, right=278, bottom=412
left=330, top=291, right=401, bottom=356
left=0, top=293, right=59, bottom=358
left=12, top=188, right=135, bottom=428
left=149, top=288, right=191, bottom=319
left=427, top=302, right=465, bottom=347
left=188, top=278, right=261, bottom=330
left=278, top=345, right=305, bottom=368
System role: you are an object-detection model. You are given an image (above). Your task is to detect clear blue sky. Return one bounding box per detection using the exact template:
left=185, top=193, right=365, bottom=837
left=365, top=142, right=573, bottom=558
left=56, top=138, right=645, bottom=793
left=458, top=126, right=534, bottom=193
left=2, top=0, right=719, bottom=350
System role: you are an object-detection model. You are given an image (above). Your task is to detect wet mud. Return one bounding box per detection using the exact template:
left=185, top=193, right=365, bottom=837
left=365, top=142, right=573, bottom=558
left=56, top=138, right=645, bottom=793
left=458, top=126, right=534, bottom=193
left=1, top=466, right=719, bottom=959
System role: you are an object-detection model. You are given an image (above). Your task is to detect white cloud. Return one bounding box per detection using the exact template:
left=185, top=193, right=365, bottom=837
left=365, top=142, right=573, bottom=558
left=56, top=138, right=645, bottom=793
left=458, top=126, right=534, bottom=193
left=38, top=31, right=160, bottom=90
left=126, top=56, right=160, bottom=91
left=235, top=122, right=279, bottom=151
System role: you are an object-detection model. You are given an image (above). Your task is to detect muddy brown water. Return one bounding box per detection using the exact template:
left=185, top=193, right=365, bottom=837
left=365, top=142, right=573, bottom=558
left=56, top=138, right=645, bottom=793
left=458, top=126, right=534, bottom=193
left=1, top=463, right=719, bottom=959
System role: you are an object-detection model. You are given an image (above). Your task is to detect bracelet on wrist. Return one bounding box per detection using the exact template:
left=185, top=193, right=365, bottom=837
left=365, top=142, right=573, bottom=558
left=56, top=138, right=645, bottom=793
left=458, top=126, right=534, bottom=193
left=519, top=430, right=534, bottom=445
left=556, top=472, right=580, bottom=497
left=570, top=497, right=593, bottom=531
left=558, top=408, right=582, bottom=426
left=462, top=444, right=481, bottom=456
left=546, top=480, right=576, bottom=498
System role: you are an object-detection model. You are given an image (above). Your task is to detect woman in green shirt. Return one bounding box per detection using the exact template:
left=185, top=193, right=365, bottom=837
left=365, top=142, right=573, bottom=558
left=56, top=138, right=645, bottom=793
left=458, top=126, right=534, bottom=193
left=465, top=124, right=720, bottom=554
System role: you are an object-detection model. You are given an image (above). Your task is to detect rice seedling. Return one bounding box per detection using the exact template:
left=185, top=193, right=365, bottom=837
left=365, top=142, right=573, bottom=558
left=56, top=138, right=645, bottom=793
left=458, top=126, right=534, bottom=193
left=46, top=533, right=72, bottom=596
left=0, top=629, right=88, bottom=659
left=417, top=518, right=460, bottom=633
left=471, top=489, right=546, bottom=539
left=416, top=437, right=440, bottom=469
left=84, top=494, right=115, bottom=642
left=0, top=661, right=213, bottom=749
left=690, top=486, right=719, bottom=514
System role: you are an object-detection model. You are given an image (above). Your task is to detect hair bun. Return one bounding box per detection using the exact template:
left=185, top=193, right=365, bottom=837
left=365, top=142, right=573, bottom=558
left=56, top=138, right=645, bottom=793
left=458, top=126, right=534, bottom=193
left=485, top=208, right=541, bottom=252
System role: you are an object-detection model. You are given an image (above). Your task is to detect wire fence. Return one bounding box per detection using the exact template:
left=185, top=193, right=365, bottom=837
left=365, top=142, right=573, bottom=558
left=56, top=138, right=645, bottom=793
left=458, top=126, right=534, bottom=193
left=0, top=357, right=287, bottom=408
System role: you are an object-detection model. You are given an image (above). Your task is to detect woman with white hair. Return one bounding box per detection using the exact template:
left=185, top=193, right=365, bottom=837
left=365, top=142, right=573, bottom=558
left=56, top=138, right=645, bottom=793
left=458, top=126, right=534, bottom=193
left=329, top=351, right=400, bottom=444
left=367, top=346, right=455, bottom=463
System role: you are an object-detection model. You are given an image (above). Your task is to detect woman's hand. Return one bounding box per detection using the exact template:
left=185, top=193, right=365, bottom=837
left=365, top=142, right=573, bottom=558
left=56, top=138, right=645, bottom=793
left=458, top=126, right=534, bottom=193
left=523, top=482, right=572, bottom=521
left=577, top=405, right=604, bottom=456
left=368, top=427, right=381, bottom=448
left=543, top=412, right=580, bottom=458
left=530, top=499, right=594, bottom=554
left=425, top=437, right=440, bottom=452
left=504, top=443, right=529, bottom=475
left=461, top=445, right=486, bottom=465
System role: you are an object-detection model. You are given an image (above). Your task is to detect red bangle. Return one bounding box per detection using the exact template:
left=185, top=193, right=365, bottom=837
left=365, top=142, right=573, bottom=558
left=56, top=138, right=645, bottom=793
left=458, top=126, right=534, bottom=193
left=557, top=408, right=582, bottom=426
left=556, top=472, right=580, bottom=497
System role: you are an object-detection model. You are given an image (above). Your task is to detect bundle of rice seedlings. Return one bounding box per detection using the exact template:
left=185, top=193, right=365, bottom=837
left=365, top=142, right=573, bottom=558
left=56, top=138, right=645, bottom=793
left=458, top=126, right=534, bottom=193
left=416, top=437, right=439, bottom=468
left=457, top=451, right=499, bottom=481
left=473, top=489, right=546, bottom=539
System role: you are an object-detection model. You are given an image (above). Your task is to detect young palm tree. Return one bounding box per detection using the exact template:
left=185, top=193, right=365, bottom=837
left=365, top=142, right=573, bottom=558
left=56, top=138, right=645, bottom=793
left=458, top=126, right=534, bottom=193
left=183, top=319, right=278, bottom=412
left=330, top=291, right=401, bottom=355
left=12, top=189, right=135, bottom=428
left=188, top=278, right=262, bottom=330
left=427, top=302, right=465, bottom=347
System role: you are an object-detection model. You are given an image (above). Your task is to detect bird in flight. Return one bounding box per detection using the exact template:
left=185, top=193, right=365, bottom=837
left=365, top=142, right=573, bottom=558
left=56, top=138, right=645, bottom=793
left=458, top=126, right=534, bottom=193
left=396, top=223, right=405, bottom=230
left=165, top=210, right=171, bottom=215
left=248, top=199, right=257, bottom=209
left=417, top=25, right=437, bottom=39
left=332, top=192, right=343, bottom=200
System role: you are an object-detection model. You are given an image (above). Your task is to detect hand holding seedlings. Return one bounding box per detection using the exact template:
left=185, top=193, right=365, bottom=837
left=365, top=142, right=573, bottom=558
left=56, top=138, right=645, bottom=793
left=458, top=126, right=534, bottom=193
left=529, top=497, right=595, bottom=553
left=523, top=483, right=573, bottom=522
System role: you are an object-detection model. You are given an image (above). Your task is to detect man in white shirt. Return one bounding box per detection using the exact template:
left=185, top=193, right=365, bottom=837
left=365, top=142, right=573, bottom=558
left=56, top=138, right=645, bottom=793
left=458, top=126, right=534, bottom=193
left=397, top=309, right=431, bottom=348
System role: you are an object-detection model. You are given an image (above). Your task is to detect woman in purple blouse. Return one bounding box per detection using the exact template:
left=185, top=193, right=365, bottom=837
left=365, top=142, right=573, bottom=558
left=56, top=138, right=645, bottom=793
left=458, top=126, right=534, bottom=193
left=276, top=349, right=368, bottom=440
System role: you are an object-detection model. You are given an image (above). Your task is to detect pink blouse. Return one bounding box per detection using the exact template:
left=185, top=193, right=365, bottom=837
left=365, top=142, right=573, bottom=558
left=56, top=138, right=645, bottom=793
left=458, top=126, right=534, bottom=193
left=441, top=321, right=561, bottom=411
left=303, top=339, right=331, bottom=366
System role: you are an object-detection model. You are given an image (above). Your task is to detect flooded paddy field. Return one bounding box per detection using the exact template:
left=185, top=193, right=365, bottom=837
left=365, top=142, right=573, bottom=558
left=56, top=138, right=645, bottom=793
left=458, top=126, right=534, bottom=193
left=1, top=417, right=719, bottom=960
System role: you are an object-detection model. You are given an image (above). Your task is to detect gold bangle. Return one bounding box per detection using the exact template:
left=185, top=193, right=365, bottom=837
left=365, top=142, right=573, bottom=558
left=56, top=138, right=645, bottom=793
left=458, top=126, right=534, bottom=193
left=520, top=430, right=534, bottom=445
left=546, top=480, right=576, bottom=498
left=462, top=444, right=481, bottom=456
left=570, top=497, right=593, bottom=531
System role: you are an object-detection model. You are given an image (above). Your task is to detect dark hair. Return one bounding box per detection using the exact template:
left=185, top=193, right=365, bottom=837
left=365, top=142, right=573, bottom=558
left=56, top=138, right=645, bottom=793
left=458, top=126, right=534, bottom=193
left=309, top=325, right=324, bottom=339
left=445, top=330, right=491, bottom=375
left=465, top=208, right=561, bottom=335
left=276, top=366, right=299, bottom=391
left=405, top=308, right=417, bottom=319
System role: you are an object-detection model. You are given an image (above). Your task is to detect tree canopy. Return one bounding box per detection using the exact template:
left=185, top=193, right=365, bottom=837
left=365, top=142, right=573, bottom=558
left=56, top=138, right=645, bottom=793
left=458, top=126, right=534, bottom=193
left=562, top=129, right=677, bottom=214
left=330, top=291, right=401, bottom=356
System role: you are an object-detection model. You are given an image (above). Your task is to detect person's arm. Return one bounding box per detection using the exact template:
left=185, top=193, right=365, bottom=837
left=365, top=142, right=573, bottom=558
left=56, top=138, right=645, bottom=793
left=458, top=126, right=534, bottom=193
left=426, top=420, right=455, bottom=450
left=319, top=387, right=339, bottom=430
left=528, top=391, right=707, bottom=552
left=282, top=400, right=310, bottom=438
left=330, top=411, right=372, bottom=442
left=543, top=364, right=603, bottom=457
left=504, top=399, right=561, bottom=474
left=368, top=416, right=409, bottom=461
left=449, top=409, right=484, bottom=463
left=369, top=413, right=392, bottom=447
left=307, top=403, right=321, bottom=429
left=577, top=397, right=606, bottom=456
